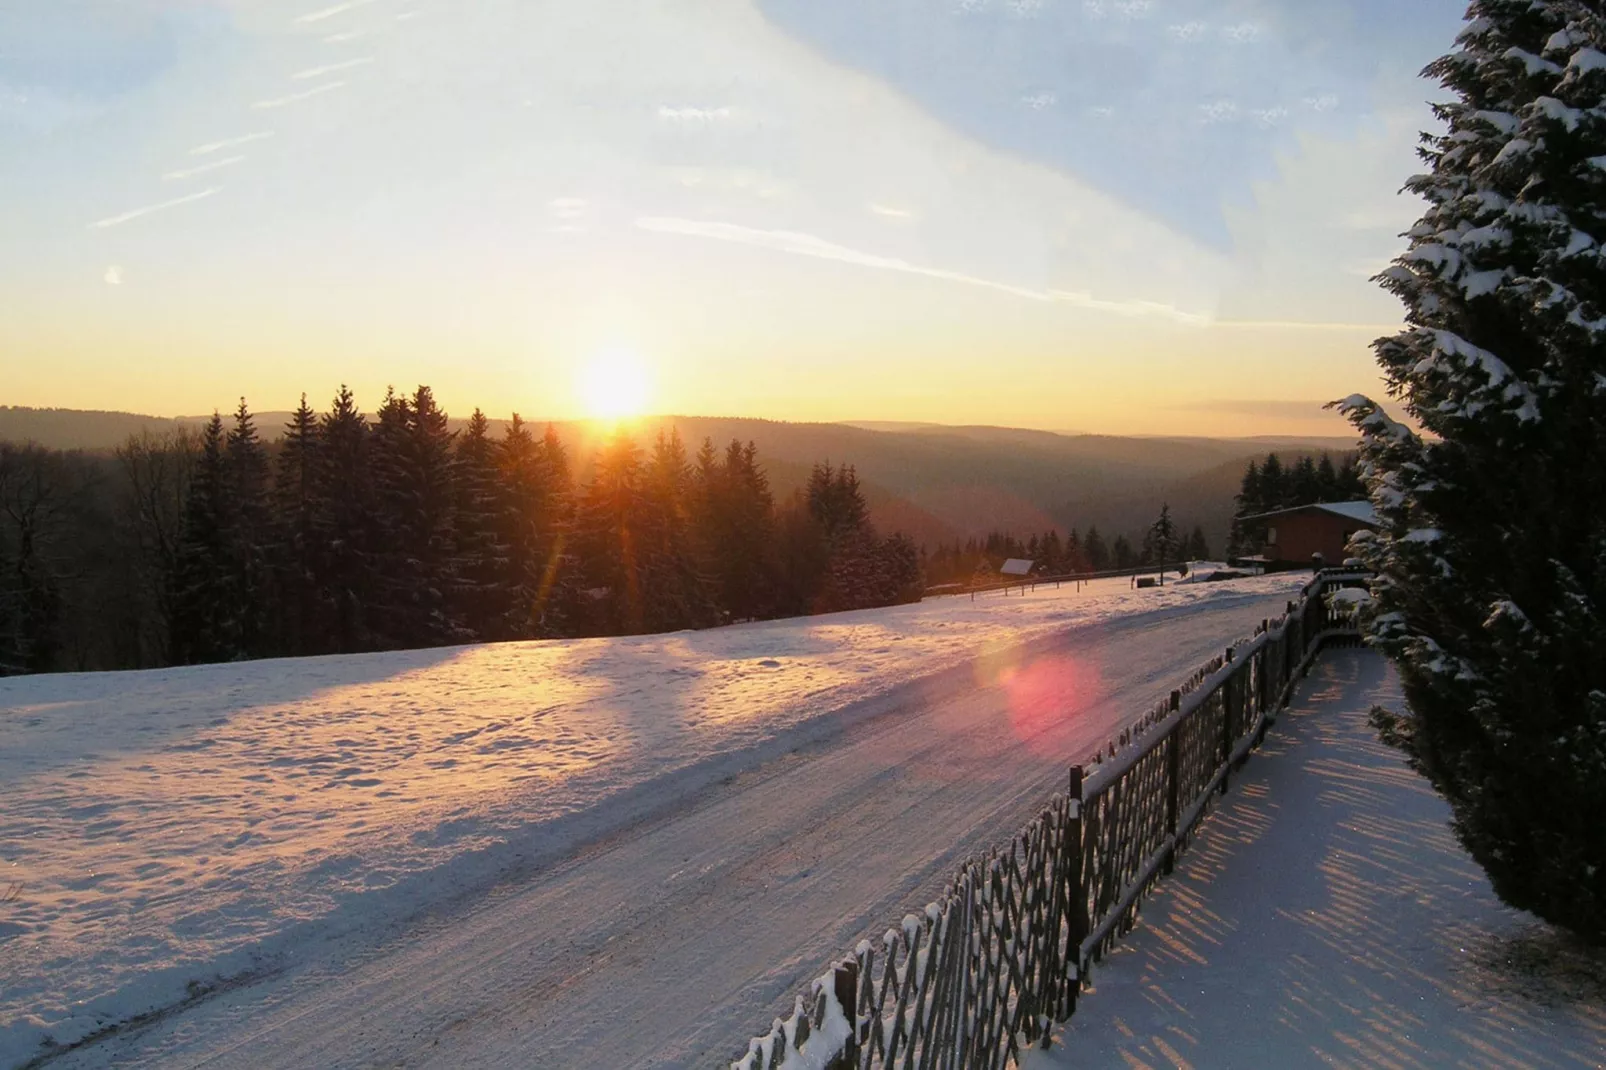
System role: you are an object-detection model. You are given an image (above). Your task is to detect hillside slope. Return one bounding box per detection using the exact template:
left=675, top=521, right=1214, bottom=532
left=0, top=407, right=1356, bottom=549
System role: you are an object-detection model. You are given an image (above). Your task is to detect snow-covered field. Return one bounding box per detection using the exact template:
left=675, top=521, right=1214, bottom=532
left=0, top=572, right=1305, bottom=1066
left=1026, top=650, right=1606, bottom=1070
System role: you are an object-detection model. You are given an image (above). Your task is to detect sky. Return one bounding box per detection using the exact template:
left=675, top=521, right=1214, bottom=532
left=0, top=0, right=1469, bottom=436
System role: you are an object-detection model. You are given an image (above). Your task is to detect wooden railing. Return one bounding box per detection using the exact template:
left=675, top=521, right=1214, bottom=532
left=732, top=571, right=1370, bottom=1070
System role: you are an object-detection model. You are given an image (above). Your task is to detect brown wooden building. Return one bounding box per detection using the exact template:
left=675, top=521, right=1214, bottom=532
left=1241, top=501, right=1379, bottom=567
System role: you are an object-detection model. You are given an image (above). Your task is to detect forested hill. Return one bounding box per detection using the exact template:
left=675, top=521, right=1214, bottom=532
left=0, top=405, right=1356, bottom=552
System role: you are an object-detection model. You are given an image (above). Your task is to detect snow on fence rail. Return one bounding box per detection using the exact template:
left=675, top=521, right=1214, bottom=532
left=733, top=571, right=1371, bottom=1070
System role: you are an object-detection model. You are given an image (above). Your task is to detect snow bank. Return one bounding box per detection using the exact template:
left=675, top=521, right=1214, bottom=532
left=0, top=573, right=1305, bottom=1065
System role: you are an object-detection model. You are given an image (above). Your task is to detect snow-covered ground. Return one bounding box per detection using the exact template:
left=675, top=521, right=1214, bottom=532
left=1026, top=649, right=1606, bottom=1070
left=0, top=572, right=1306, bottom=1067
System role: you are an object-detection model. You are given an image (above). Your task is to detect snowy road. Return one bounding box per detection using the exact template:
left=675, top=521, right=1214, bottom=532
left=39, top=590, right=1297, bottom=1069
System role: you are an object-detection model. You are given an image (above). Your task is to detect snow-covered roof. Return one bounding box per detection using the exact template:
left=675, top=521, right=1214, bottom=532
left=1312, top=501, right=1378, bottom=525
left=1241, top=500, right=1378, bottom=526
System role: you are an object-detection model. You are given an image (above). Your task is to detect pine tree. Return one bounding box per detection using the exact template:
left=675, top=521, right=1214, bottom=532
left=225, top=399, right=272, bottom=657
left=773, top=491, right=830, bottom=616
left=807, top=462, right=879, bottom=611
left=1337, top=2, right=1606, bottom=942
left=532, top=424, right=579, bottom=636
left=274, top=395, right=325, bottom=656
left=1259, top=453, right=1287, bottom=511
left=368, top=388, right=414, bottom=646
left=877, top=532, right=924, bottom=604
left=1111, top=534, right=1134, bottom=570
left=807, top=463, right=871, bottom=542
left=171, top=414, right=235, bottom=663
left=704, top=440, right=777, bottom=622
left=575, top=433, right=647, bottom=635
left=1229, top=458, right=1263, bottom=555
left=1291, top=455, right=1322, bottom=506
left=639, top=428, right=715, bottom=631
left=1337, top=455, right=1366, bottom=499
left=314, top=386, right=374, bottom=653
left=1041, top=529, right=1065, bottom=574
left=1185, top=525, right=1210, bottom=561
left=406, top=386, right=463, bottom=645
left=1148, top=504, right=1178, bottom=578
left=497, top=414, right=540, bottom=638
left=1084, top=526, right=1110, bottom=571
left=1316, top=453, right=1341, bottom=500
left=454, top=409, right=511, bottom=640
left=367, top=386, right=464, bottom=647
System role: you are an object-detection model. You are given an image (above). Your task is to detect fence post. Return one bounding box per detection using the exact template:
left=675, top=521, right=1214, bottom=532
left=1221, top=648, right=1235, bottom=794
left=1162, top=689, right=1181, bottom=875
left=825, top=958, right=859, bottom=1070
left=1066, top=765, right=1086, bottom=1017
left=1255, top=638, right=1271, bottom=737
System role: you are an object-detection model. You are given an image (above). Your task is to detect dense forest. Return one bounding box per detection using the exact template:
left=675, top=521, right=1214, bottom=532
left=0, top=387, right=925, bottom=675
left=1226, top=451, right=1367, bottom=556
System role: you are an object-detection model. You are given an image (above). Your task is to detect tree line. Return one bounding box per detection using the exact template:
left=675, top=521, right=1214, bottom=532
left=924, top=510, right=1211, bottom=587
left=1226, top=451, right=1365, bottom=556
left=0, top=387, right=923, bottom=674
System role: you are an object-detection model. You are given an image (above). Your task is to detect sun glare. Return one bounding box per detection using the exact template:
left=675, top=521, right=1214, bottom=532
left=577, top=347, right=652, bottom=421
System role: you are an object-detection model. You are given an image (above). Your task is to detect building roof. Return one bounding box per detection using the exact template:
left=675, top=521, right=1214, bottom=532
left=1240, top=500, right=1378, bottom=526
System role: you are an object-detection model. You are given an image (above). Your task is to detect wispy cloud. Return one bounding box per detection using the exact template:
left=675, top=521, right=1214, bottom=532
left=104, top=265, right=122, bottom=286
left=253, top=82, right=346, bottom=109
left=294, top=0, right=377, bottom=24
left=89, top=188, right=220, bottom=229
left=637, top=216, right=1048, bottom=298
left=322, top=30, right=365, bottom=43
left=189, top=131, right=272, bottom=156
left=1049, top=290, right=1209, bottom=324
left=657, top=105, right=737, bottom=126
left=868, top=204, right=915, bottom=220
left=1169, top=21, right=1207, bottom=41
left=635, top=217, right=1207, bottom=322
left=292, top=57, right=373, bottom=80
left=163, top=155, right=245, bottom=181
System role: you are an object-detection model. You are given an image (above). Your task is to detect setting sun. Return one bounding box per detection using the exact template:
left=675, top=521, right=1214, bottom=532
left=576, top=347, right=652, bottom=420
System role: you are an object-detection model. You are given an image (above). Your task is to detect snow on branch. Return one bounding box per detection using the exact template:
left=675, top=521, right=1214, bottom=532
left=1409, top=329, right=1542, bottom=423
left=1329, top=395, right=1416, bottom=443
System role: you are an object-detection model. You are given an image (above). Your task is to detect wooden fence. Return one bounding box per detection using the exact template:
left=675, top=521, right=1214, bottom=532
left=733, top=571, right=1370, bottom=1070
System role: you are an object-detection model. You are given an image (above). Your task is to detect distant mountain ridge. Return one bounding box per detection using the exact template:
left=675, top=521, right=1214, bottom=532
left=0, top=406, right=1358, bottom=550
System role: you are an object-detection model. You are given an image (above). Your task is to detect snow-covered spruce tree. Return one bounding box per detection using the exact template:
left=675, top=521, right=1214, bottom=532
left=1337, top=1, right=1606, bottom=942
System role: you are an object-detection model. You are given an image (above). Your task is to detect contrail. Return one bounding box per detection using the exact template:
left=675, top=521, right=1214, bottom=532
left=90, top=188, right=221, bottom=229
